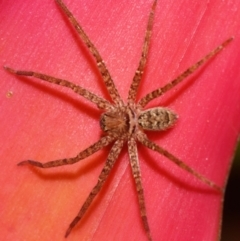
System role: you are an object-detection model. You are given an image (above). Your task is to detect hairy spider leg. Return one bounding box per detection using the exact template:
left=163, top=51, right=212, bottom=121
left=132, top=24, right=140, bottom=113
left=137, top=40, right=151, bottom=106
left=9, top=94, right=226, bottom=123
left=138, top=37, right=233, bottom=108
left=127, top=0, right=157, bottom=103
left=65, top=139, right=124, bottom=237
left=56, top=0, right=123, bottom=106
left=137, top=132, right=222, bottom=192
left=128, top=137, right=152, bottom=241
left=17, top=135, right=115, bottom=168
left=4, top=67, right=112, bottom=110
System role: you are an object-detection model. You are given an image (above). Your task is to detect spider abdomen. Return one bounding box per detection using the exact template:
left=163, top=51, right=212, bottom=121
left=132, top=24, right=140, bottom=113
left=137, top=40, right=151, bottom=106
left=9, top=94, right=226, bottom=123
left=138, top=107, right=178, bottom=131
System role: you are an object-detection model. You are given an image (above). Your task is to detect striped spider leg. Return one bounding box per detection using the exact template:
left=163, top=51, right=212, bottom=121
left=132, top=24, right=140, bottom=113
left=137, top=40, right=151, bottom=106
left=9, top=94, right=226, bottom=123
left=4, top=0, right=233, bottom=240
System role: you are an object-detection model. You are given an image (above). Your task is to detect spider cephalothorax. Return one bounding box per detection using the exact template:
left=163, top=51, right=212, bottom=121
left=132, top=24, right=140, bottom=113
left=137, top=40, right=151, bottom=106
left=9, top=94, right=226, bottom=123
left=100, top=107, right=131, bottom=136
left=5, top=0, right=232, bottom=240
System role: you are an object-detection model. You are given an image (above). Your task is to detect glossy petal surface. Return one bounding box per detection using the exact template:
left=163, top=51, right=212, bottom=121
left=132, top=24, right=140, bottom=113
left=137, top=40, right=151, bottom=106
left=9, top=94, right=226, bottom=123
left=1, top=1, right=240, bottom=241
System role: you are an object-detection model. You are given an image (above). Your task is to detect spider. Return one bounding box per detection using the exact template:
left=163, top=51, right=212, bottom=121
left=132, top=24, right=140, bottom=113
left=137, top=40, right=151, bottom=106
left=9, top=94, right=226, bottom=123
left=4, top=0, right=233, bottom=240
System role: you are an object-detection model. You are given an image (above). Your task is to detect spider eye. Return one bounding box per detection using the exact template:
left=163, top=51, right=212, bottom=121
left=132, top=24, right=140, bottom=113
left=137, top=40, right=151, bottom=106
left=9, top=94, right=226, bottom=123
left=138, top=107, right=178, bottom=131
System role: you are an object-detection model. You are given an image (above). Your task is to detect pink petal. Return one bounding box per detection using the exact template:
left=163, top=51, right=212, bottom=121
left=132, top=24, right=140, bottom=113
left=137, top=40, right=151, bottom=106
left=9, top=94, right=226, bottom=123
left=1, top=1, right=240, bottom=241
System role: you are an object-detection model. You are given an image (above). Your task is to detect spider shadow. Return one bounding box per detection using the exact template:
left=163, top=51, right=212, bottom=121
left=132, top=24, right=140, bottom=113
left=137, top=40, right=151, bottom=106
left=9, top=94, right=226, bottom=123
left=22, top=142, right=128, bottom=231
left=14, top=75, right=101, bottom=120
left=147, top=63, right=223, bottom=194
left=69, top=145, right=129, bottom=234
left=56, top=2, right=112, bottom=101
left=23, top=143, right=113, bottom=181
left=139, top=54, right=216, bottom=109
left=139, top=133, right=221, bottom=195
left=136, top=63, right=222, bottom=195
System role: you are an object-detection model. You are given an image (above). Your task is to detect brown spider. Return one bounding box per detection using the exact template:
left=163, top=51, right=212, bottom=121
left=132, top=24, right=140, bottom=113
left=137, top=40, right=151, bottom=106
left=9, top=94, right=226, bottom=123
left=4, top=0, right=233, bottom=240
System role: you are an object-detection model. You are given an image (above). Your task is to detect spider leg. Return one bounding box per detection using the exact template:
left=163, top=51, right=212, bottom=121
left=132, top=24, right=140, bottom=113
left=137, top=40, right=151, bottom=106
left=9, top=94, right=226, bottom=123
left=137, top=132, right=222, bottom=192
left=55, top=0, right=123, bottom=106
left=138, top=37, right=233, bottom=108
left=128, top=137, right=152, bottom=241
left=18, top=135, right=115, bottom=168
left=4, top=67, right=112, bottom=110
left=127, top=0, right=157, bottom=103
left=65, top=139, right=124, bottom=237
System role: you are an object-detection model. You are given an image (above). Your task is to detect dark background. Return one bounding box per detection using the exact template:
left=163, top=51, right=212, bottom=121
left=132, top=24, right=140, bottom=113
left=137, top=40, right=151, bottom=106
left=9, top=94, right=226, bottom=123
left=221, top=141, right=240, bottom=241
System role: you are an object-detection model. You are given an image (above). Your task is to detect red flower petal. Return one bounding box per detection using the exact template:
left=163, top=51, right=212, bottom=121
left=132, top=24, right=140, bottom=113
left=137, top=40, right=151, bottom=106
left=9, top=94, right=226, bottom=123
left=1, top=1, right=240, bottom=241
